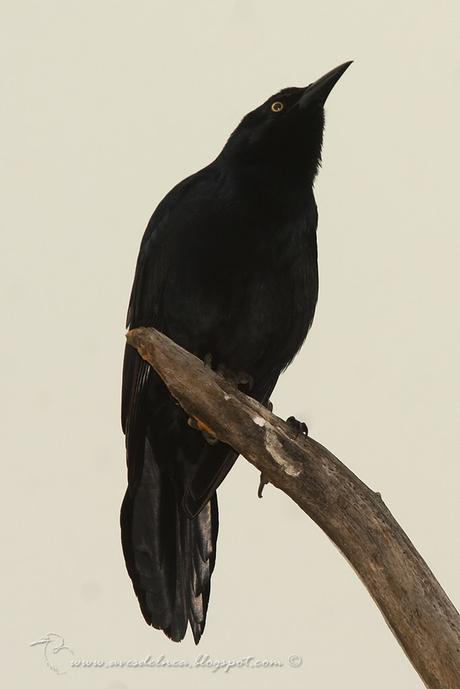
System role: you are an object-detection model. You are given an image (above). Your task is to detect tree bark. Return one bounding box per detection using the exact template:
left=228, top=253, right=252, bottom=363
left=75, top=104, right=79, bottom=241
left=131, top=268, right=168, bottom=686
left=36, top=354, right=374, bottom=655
left=126, top=326, right=460, bottom=689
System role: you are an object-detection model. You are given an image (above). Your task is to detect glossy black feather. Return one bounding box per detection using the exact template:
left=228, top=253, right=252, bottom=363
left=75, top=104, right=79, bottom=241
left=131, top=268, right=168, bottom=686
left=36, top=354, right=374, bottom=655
left=121, top=64, right=351, bottom=642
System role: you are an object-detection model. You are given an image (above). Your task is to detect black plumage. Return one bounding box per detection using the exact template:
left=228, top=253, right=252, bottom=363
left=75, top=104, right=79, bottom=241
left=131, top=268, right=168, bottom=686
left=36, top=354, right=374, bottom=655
left=121, top=61, right=352, bottom=643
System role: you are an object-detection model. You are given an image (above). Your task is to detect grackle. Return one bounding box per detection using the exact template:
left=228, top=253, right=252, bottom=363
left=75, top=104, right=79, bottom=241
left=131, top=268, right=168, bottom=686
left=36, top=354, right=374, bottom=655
left=121, top=61, right=352, bottom=643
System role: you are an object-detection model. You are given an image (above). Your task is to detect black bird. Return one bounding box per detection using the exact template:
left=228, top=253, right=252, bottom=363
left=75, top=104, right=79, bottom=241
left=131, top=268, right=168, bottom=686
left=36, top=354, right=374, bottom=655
left=121, top=61, right=352, bottom=643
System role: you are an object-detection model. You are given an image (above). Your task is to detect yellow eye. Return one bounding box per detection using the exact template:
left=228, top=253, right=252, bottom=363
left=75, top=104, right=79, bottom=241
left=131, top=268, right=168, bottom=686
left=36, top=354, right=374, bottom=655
left=271, top=101, right=284, bottom=113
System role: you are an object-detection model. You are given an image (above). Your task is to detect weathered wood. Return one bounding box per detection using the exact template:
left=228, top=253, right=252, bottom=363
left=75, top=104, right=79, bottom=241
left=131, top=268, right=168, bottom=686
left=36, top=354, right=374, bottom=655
left=127, top=326, right=460, bottom=689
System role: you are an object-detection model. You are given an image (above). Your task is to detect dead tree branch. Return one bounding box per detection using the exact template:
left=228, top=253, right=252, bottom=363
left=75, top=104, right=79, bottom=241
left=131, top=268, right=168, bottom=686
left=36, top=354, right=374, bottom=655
left=127, top=326, right=460, bottom=689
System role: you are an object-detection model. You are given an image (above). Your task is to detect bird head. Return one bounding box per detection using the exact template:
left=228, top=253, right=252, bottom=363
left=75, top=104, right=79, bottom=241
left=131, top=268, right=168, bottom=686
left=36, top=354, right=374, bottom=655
left=221, top=61, right=352, bottom=187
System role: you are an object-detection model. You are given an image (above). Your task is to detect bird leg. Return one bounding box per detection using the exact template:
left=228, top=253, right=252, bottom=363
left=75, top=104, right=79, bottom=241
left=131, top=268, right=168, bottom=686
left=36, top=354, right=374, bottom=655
left=257, top=398, right=274, bottom=497
left=188, top=352, right=253, bottom=445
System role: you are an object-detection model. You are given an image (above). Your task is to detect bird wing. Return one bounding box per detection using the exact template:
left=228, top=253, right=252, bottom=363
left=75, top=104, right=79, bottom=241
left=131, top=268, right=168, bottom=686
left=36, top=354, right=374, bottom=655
left=122, top=167, right=289, bottom=641
left=123, top=166, right=231, bottom=498
left=122, top=169, right=202, bottom=455
left=122, top=170, right=228, bottom=642
left=123, top=167, right=282, bottom=513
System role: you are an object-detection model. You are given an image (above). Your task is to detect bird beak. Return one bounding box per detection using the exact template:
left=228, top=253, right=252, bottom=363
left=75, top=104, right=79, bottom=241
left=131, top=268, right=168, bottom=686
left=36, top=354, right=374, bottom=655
left=299, top=61, right=353, bottom=108
left=30, top=638, right=46, bottom=646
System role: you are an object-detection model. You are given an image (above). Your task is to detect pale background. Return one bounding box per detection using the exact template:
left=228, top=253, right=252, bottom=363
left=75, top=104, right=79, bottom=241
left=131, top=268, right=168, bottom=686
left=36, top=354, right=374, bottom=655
left=2, top=1, right=459, bottom=687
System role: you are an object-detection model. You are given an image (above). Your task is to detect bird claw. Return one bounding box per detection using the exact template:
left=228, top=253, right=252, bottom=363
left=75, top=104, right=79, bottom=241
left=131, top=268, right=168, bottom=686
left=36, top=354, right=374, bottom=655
left=286, top=416, right=309, bottom=438
left=258, top=472, right=269, bottom=498
left=257, top=414, right=307, bottom=497
left=187, top=416, right=219, bottom=445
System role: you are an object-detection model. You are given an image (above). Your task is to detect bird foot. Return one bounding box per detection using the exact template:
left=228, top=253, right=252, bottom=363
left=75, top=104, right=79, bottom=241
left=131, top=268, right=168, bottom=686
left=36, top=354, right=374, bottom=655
left=286, top=416, right=309, bottom=439
left=256, top=401, right=274, bottom=497
left=187, top=416, right=218, bottom=445
left=203, top=353, right=253, bottom=391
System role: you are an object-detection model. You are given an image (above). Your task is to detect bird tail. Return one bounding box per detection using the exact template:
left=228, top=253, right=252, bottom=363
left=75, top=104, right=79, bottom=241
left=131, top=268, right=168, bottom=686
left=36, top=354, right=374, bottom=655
left=120, top=437, right=218, bottom=644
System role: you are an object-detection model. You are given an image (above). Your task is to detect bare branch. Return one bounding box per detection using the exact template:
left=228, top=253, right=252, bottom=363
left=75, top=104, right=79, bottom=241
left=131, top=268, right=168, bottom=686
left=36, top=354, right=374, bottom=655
left=127, top=326, right=460, bottom=689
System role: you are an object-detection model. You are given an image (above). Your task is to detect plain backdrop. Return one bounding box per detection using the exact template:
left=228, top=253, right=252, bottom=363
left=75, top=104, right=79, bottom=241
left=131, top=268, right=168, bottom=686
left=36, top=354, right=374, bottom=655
left=2, top=1, right=459, bottom=688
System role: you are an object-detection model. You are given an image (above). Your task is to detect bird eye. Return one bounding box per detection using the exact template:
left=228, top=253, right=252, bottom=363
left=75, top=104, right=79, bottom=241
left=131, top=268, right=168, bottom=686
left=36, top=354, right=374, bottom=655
left=271, top=101, right=284, bottom=113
